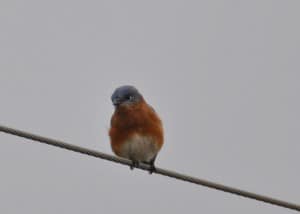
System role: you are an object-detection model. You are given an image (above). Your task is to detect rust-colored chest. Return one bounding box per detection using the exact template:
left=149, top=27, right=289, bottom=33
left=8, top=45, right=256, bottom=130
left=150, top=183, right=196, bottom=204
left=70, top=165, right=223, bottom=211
left=109, top=102, right=163, bottom=156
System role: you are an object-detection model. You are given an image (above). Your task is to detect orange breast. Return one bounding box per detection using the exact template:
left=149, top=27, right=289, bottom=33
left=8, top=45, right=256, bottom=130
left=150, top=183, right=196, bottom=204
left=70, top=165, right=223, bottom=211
left=109, top=101, right=164, bottom=157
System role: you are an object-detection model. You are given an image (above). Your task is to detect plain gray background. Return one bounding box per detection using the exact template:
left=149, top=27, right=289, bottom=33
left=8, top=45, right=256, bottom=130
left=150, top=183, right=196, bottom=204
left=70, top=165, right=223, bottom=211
left=0, top=0, right=299, bottom=213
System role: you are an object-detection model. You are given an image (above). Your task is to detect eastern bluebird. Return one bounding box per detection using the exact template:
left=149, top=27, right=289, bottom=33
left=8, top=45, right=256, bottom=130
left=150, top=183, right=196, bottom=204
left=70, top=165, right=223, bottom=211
left=109, top=85, right=164, bottom=173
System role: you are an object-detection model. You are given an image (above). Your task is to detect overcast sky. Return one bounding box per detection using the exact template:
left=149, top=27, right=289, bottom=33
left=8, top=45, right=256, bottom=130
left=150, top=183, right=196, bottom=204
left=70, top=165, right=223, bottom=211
left=0, top=0, right=299, bottom=213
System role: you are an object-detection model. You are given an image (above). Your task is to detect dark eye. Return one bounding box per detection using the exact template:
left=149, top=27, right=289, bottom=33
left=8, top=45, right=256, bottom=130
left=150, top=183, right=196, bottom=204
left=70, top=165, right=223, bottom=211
left=128, top=95, right=134, bottom=101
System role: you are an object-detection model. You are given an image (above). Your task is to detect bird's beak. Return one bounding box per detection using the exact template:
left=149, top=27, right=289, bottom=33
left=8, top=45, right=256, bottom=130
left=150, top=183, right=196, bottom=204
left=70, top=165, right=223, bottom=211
left=112, top=98, right=121, bottom=106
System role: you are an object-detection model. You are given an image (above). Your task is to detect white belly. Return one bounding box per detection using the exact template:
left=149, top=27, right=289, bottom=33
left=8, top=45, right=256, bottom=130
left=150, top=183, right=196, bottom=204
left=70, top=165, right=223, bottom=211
left=119, top=134, right=159, bottom=162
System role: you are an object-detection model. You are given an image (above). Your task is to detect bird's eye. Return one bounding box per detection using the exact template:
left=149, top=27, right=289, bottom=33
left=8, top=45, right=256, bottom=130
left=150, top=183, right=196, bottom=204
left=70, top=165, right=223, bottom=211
left=128, top=95, right=134, bottom=101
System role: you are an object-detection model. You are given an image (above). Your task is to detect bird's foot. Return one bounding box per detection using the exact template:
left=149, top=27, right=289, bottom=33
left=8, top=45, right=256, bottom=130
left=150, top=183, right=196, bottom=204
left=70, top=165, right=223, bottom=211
left=130, top=160, right=139, bottom=170
left=148, top=163, right=156, bottom=174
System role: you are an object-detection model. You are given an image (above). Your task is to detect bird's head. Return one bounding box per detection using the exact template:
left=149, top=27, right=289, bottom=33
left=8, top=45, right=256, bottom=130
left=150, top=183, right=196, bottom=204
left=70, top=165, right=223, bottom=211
left=111, top=85, right=144, bottom=108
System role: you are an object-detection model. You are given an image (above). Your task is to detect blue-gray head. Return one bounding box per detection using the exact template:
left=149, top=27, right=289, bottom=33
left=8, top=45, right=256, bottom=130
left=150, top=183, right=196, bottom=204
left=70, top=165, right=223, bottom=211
left=111, top=85, right=144, bottom=107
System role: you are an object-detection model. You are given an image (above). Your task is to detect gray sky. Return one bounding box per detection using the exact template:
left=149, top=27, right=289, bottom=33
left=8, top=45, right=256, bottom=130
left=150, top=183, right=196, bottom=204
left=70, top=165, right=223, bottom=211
left=1, top=0, right=299, bottom=213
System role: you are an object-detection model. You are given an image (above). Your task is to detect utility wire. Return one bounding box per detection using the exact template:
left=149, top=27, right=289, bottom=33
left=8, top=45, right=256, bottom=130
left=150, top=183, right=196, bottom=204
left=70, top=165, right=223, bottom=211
left=0, top=124, right=299, bottom=212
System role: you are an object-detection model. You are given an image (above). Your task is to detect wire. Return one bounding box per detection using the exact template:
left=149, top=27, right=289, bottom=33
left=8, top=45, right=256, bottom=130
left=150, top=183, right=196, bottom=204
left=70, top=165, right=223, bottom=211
left=0, top=124, right=299, bottom=212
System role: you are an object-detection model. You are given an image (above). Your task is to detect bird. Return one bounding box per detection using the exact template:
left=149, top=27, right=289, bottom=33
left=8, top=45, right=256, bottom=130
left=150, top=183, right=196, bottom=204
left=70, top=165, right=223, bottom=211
left=109, top=85, right=164, bottom=173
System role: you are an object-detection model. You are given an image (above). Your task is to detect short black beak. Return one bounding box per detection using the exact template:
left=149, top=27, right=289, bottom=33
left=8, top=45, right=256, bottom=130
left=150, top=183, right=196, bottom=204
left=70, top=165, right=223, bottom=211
left=112, top=98, right=121, bottom=106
